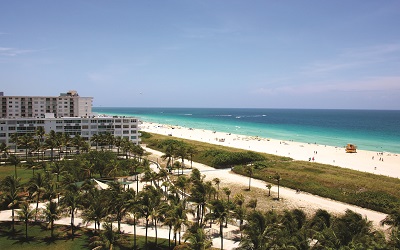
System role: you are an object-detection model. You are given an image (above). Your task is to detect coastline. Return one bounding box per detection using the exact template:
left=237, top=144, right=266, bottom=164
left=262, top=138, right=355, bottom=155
left=140, top=121, right=400, bottom=179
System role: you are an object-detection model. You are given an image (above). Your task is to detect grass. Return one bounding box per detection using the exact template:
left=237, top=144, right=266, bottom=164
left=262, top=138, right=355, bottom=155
left=142, top=132, right=400, bottom=214
left=0, top=222, right=182, bottom=249
left=0, top=222, right=88, bottom=250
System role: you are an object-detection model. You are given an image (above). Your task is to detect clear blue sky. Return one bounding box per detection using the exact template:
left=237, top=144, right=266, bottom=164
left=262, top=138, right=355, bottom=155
left=1, top=1, right=400, bottom=109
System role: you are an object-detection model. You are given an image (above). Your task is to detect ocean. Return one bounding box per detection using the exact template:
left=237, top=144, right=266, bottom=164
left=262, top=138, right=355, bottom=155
left=93, top=107, right=400, bottom=154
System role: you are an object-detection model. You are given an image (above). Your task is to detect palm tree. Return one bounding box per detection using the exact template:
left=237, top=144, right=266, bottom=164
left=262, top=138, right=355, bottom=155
left=186, top=145, right=198, bottom=169
left=90, top=133, right=100, bottom=150
left=266, top=184, right=272, bottom=196
left=90, top=222, right=119, bottom=250
left=29, top=172, right=47, bottom=221
left=238, top=210, right=279, bottom=249
left=61, top=190, right=81, bottom=239
left=8, top=154, right=20, bottom=178
left=35, top=126, right=45, bottom=160
left=138, top=186, right=158, bottom=247
left=43, top=201, right=60, bottom=238
left=183, top=224, right=213, bottom=250
left=173, top=201, right=188, bottom=246
left=208, top=200, right=229, bottom=250
left=176, top=144, right=187, bottom=175
left=0, top=142, right=10, bottom=160
left=9, top=132, right=19, bottom=154
left=247, top=198, right=258, bottom=211
left=17, top=202, right=34, bottom=240
left=271, top=173, right=281, bottom=200
left=19, top=133, right=34, bottom=160
left=245, top=165, right=254, bottom=191
left=82, top=188, right=106, bottom=233
left=213, top=178, right=221, bottom=200
left=222, top=187, right=231, bottom=203
left=1, top=175, right=21, bottom=232
left=45, top=130, right=58, bottom=161
left=114, top=136, right=123, bottom=155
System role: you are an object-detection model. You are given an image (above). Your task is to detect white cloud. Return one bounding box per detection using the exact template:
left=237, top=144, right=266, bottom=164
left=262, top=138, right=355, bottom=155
left=302, top=43, right=400, bottom=75
left=255, top=76, right=400, bottom=96
left=0, top=46, right=38, bottom=56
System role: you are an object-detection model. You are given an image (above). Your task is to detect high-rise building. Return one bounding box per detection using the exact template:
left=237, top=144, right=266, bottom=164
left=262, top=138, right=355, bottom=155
left=0, top=90, right=92, bottom=118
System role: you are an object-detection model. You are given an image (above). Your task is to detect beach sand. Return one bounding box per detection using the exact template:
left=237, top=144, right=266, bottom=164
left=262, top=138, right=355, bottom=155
left=141, top=122, right=400, bottom=179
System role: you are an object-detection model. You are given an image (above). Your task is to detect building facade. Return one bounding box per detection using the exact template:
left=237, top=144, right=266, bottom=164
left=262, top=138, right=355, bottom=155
left=0, top=90, right=92, bottom=118
left=0, top=90, right=141, bottom=149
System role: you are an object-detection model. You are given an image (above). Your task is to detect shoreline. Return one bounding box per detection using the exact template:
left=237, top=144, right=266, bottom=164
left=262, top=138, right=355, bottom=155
left=140, top=121, right=400, bottom=179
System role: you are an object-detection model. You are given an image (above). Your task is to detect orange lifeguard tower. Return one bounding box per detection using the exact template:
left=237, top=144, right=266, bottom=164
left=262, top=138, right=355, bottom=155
left=345, top=144, right=357, bottom=153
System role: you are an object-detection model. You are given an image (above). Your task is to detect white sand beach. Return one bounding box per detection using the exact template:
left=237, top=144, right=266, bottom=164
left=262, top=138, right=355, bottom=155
left=141, top=122, right=400, bottom=179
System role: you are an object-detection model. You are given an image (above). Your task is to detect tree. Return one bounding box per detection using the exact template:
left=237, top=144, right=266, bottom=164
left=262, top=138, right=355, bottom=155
left=9, top=132, right=19, bottom=154
left=238, top=210, right=279, bottom=249
left=43, top=201, right=61, bottom=238
left=90, top=222, right=120, bottom=250
left=208, top=200, right=229, bottom=250
left=247, top=199, right=258, bottom=211
left=266, top=184, right=272, bottom=196
left=213, top=178, right=221, bottom=200
left=271, top=173, right=281, bottom=200
left=29, top=172, right=47, bottom=221
left=183, top=224, right=213, bottom=250
left=35, top=126, right=45, bottom=160
left=137, top=186, right=158, bottom=247
left=8, top=154, right=20, bottom=178
left=19, top=133, right=34, bottom=160
left=245, top=165, right=254, bottom=191
left=1, top=175, right=21, bottom=232
left=61, top=190, right=81, bottom=239
left=0, top=142, right=10, bottom=160
left=81, top=188, right=106, bottom=233
left=186, top=145, right=198, bottom=169
left=45, top=130, right=59, bottom=161
left=222, top=187, right=231, bottom=204
left=90, top=133, right=100, bottom=150
left=17, top=202, right=34, bottom=240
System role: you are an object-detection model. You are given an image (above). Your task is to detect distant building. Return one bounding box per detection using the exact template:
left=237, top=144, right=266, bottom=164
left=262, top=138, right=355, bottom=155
left=0, top=90, right=141, bottom=148
left=0, top=90, right=92, bottom=118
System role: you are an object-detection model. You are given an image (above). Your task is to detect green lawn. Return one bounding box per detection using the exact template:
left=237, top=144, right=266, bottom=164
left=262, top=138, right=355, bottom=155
left=0, top=222, right=178, bottom=250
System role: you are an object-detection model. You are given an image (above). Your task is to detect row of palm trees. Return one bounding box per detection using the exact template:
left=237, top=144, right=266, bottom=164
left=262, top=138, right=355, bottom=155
left=1, top=128, right=144, bottom=163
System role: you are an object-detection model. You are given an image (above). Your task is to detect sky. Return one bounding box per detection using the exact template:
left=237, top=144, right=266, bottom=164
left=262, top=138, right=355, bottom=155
left=1, top=1, right=400, bottom=110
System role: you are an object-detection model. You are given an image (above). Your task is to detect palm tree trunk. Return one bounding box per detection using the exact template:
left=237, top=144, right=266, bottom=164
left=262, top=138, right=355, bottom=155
left=133, top=216, right=137, bottom=250
left=168, top=226, right=172, bottom=249
left=25, top=220, right=28, bottom=239
left=51, top=221, right=54, bottom=238
left=145, top=218, right=149, bottom=247
left=220, top=223, right=223, bottom=250
left=71, top=210, right=75, bottom=239
left=35, top=194, right=40, bottom=221
left=155, top=220, right=158, bottom=245
left=11, top=209, right=15, bottom=231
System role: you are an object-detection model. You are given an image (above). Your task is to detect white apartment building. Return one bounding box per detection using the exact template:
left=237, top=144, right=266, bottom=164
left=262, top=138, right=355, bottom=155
left=0, top=90, right=141, bottom=148
left=0, top=90, right=92, bottom=118
left=0, top=116, right=141, bottom=147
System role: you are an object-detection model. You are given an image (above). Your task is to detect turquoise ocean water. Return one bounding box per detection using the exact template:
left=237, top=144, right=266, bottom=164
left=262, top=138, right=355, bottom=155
left=93, top=107, right=400, bottom=154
